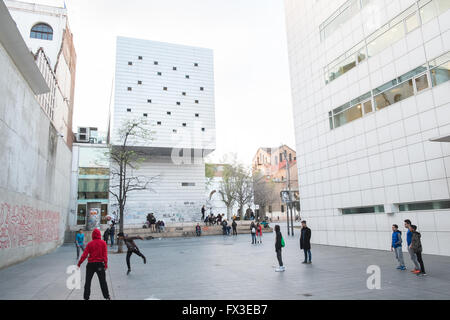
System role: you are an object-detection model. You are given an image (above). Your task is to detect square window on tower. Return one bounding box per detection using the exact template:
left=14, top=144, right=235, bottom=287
left=194, top=63, right=199, bottom=67
left=173, top=67, right=177, bottom=71
left=173, top=129, right=177, bottom=133
left=147, top=99, right=152, bottom=103
left=127, top=108, right=131, bottom=112
left=195, top=113, right=199, bottom=117
left=138, top=56, right=143, bottom=60
left=127, top=87, right=132, bottom=91
left=138, top=80, right=142, bottom=85
left=185, top=75, right=190, bottom=79
left=128, top=62, right=133, bottom=66
left=200, top=87, right=204, bottom=91
left=182, top=92, right=186, bottom=96
left=182, top=123, right=187, bottom=127
left=195, top=100, right=199, bottom=104
left=154, top=61, right=158, bottom=65
left=143, top=113, right=148, bottom=117
left=201, top=128, right=205, bottom=132
left=163, top=87, right=168, bottom=91
left=176, top=102, right=181, bottom=106
left=157, top=72, right=162, bottom=76
left=157, top=121, right=162, bottom=125
left=167, top=111, right=172, bottom=115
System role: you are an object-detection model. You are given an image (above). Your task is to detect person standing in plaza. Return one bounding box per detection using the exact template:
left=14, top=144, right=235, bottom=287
left=256, top=222, right=262, bottom=244
left=117, top=232, right=147, bottom=275
left=103, top=227, right=110, bottom=245
left=274, top=225, right=285, bottom=272
left=391, top=224, right=406, bottom=270
left=109, top=222, right=115, bottom=248
left=300, top=220, right=312, bottom=264
left=404, top=219, right=421, bottom=273
left=77, top=228, right=110, bottom=300
left=232, top=219, right=237, bottom=236
left=250, top=221, right=257, bottom=244
left=75, top=229, right=85, bottom=260
left=201, top=205, right=206, bottom=221
left=409, top=225, right=427, bottom=276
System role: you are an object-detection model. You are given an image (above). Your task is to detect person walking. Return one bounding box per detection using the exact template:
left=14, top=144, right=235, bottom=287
left=77, top=228, right=110, bottom=300
left=250, top=222, right=257, bottom=244
left=232, top=219, right=237, bottom=236
left=117, top=232, right=147, bottom=275
left=274, top=225, right=285, bottom=272
left=109, top=223, right=115, bottom=248
left=201, top=205, right=206, bottom=221
left=404, top=219, right=421, bottom=274
left=103, top=227, right=110, bottom=245
left=75, top=229, right=85, bottom=260
left=409, top=225, right=427, bottom=276
left=300, top=220, right=312, bottom=264
left=256, top=223, right=262, bottom=244
left=391, top=224, right=406, bottom=270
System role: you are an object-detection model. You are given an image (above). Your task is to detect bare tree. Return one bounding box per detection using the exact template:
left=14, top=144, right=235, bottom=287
left=253, top=170, right=278, bottom=220
left=218, top=163, right=237, bottom=221
left=108, top=118, right=158, bottom=253
left=234, top=164, right=254, bottom=219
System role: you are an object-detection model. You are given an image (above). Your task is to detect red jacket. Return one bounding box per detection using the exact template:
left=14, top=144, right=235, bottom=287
left=77, top=228, right=108, bottom=269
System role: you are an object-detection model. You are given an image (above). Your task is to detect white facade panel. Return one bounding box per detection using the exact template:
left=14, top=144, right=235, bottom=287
left=285, top=0, right=450, bottom=255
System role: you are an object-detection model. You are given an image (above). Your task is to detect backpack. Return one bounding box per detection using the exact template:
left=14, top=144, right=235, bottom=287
left=281, top=237, right=285, bottom=248
left=251, top=227, right=256, bottom=233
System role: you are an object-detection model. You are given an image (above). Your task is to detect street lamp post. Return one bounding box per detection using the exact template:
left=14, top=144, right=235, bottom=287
left=283, top=149, right=294, bottom=236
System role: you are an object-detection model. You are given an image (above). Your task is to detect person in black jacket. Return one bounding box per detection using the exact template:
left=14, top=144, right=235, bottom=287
left=300, top=220, right=312, bottom=264
left=117, top=232, right=147, bottom=275
left=274, top=225, right=285, bottom=272
left=409, top=225, right=426, bottom=276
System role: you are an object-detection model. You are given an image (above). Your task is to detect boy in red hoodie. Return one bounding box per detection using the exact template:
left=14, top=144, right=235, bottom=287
left=77, top=228, right=110, bottom=300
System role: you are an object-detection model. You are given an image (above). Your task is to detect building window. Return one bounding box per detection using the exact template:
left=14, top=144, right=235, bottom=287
left=289, top=153, right=292, bottom=162
left=128, top=61, right=133, bottom=66
left=173, top=66, right=177, bottom=71
left=176, top=102, right=181, bottom=105
left=30, top=23, right=53, bottom=40
left=430, top=52, right=450, bottom=86
left=195, top=100, right=199, bottom=104
left=157, top=72, right=162, bottom=76
left=138, top=80, right=142, bottom=85
left=138, top=56, right=143, bottom=60
left=195, top=113, right=199, bottom=117
left=182, top=182, right=196, bottom=187
left=201, top=128, right=205, bottom=132
left=200, top=87, right=204, bottom=91
left=182, top=92, right=186, bottom=96
left=157, top=121, right=161, bottom=125
left=154, top=61, right=158, bottom=65
left=143, top=113, right=148, bottom=117
left=173, top=129, right=177, bottom=133
left=186, top=75, right=190, bottom=79
left=127, top=87, right=132, bottom=91
left=398, top=200, right=450, bottom=211
left=127, top=108, right=131, bottom=112
left=341, top=205, right=385, bottom=215
left=182, top=123, right=187, bottom=127
left=147, top=99, right=152, bottom=103
left=194, top=63, right=199, bottom=67
left=163, top=87, right=168, bottom=91
left=167, top=111, right=171, bottom=115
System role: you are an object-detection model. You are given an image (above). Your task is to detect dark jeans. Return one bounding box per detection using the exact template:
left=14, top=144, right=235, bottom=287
left=84, top=262, right=109, bottom=300
left=76, top=244, right=85, bottom=259
left=126, top=248, right=146, bottom=270
left=415, top=251, right=426, bottom=273
left=303, top=249, right=312, bottom=262
left=232, top=227, right=237, bottom=235
left=251, top=233, right=257, bottom=244
left=110, top=231, right=114, bottom=246
left=276, top=249, right=283, bottom=267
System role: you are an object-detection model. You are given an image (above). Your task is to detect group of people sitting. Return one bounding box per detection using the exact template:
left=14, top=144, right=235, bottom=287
left=203, top=213, right=227, bottom=226
left=144, top=213, right=165, bottom=232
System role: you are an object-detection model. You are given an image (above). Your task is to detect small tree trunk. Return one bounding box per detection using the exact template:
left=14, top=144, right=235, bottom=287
left=226, top=206, right=232, bottom=221
left=117, top=205, right=124, bottom=253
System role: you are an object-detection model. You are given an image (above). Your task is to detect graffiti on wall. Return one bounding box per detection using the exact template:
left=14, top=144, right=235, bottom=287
left=0, top=203, right=60, bottom=250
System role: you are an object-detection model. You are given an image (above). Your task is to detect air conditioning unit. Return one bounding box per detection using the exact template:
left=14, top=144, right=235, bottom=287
left=76, top=133, right=89, bottom=143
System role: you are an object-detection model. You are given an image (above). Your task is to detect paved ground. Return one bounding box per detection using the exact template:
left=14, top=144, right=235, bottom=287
left=1, top=227, right=450, bottom=300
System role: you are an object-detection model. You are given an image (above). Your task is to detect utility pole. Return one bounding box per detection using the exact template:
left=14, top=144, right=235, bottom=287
left=283, top=148, right=294, bottom=236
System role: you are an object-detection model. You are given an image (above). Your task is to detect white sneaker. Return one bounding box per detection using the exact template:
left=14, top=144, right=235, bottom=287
left=275, top=267, right=285, bottom=272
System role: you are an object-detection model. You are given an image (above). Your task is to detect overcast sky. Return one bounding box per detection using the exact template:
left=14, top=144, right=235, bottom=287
left=22, top=0, right=295, bottom=165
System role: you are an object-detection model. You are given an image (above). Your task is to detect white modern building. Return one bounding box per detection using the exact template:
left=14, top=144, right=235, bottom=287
left=111, top=37, right=216, bottom=225
left=285, top=0, right=450, bottom=255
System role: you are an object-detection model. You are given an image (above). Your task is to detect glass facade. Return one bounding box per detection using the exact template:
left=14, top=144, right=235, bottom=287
left=398, top=200, right=450, bottom=211
left=342, top=205, right=385, bottom=214
left=324, top=0, right=450, bottom=84
left=329, top=52, right=448, bottom=130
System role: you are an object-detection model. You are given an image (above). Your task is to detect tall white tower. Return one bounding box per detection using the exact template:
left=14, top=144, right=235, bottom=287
left=111, top=36, right=216, bottom=224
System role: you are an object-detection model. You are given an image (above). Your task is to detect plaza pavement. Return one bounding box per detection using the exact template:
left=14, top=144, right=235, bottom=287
left=1, top=226, right=450, bottom=300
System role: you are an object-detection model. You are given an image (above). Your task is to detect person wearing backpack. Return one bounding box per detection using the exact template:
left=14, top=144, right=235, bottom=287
left=275, top=225, right=285, bottom=272
left=300, top=220, right=312, bottom=264
left=250, top=222, right=257, bottom=244
left=391, top=224, right=406, bottom=270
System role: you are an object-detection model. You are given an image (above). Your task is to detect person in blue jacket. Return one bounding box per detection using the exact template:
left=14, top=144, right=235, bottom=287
left=75, top=229, right=85, bottom=260
left=391, top=224, right=405, bottom=270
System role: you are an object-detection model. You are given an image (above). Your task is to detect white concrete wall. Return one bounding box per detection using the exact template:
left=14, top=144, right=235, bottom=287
left=112, top=37, right=216, bottom=151
left=5, top=0, right=67, bottom=69
left=0, top=40, right=71, bottom=269
left=110, top=156, right=207, bottom=225
left=285, top=0, right=450, bottom=255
